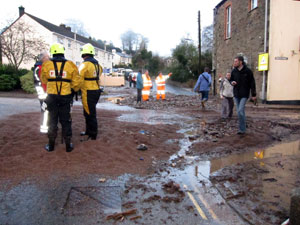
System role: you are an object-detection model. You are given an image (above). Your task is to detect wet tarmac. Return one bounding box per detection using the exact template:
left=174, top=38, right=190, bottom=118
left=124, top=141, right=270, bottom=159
left=1, top=86, right=300, bottom=224
left=0, top=97, right=40, bottom=120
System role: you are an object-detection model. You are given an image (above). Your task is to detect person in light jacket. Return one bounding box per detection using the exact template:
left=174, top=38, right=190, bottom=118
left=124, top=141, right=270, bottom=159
left=194, top=67, right=211, bottom=109
left=219, top=72, right=234, bottom=119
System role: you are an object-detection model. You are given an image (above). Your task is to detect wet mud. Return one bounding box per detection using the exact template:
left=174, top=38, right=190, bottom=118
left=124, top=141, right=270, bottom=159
left=0, top=107, right=182, bottom=186
left=1, top=86, right=300, bottom=224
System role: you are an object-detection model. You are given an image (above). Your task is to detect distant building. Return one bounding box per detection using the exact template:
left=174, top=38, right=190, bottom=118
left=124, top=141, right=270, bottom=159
left=1, top=6, right=113, bottom=72
left=213, top=0, right=300, bottom=104
left=164, top=57, right=174, bottom=68
left=111, top=49, right=132, bottom=67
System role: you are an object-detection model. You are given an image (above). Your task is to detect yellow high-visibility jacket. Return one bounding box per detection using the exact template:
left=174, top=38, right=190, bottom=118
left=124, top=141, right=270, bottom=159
left=79, top=59, right=103, bottom=91
left=79, top=57, right=103, bottom=114
left=41, top=58, right=83, bottom=95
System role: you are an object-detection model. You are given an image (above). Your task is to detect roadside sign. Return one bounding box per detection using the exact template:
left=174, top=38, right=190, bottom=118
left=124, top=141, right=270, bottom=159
left=258, top=53, right=269, bottom=71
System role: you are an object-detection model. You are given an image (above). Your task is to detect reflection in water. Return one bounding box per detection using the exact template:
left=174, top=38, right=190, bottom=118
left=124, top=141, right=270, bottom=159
left=96, top=102, right=135, bottom=111
left=209, top=140, right=300, bottom=174
left=118, top=110, right=191, bottom=125
left=106, top=97, right=125, bottom=104
left=170, top=140, right=300, bottom=187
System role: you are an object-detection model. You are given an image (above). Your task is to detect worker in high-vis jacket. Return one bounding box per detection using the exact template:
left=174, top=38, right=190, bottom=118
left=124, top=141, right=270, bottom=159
left=79, top=43, right=103, bottom=140
left=142, top=70, right=152, bottom=101
left=155, top=72, right=172, bottom=100
left=41, top=43, right=83, bottom=152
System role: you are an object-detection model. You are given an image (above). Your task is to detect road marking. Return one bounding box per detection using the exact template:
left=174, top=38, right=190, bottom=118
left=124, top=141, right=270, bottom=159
left=186, top=191, right=208, bottom=220
left=194, top=186, right=218, bottom=220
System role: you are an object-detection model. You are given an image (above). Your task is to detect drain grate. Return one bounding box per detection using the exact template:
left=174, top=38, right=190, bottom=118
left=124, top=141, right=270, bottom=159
left=63, top=186, right=121, bottom=216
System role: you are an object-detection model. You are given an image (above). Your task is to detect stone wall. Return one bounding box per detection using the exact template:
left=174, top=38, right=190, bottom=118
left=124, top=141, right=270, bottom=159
left=213, top=0, right=266, bottom=98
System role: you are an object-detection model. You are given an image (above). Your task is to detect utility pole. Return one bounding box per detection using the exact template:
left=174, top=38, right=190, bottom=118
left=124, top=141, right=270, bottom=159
left=198, top=10, right=201, bottom=73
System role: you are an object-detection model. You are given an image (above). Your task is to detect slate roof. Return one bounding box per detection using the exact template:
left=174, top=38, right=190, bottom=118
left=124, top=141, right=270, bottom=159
left=214, top=0, right=228, bottom=9
left=116, top=52, right=131, bottom=58
left=25, top=13, right=105, bottom=51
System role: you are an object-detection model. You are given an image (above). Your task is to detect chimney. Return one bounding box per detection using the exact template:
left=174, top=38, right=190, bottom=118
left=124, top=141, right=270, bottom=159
left=59, top=24, right=66, bottom=29
left=19, top=6, right=25, bottom=17
left=66, top=26, right=71, bottom=31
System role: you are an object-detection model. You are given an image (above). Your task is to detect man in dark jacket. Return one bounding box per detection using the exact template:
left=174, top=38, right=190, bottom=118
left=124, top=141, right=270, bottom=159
left=230, top=56, right=256, bottom=134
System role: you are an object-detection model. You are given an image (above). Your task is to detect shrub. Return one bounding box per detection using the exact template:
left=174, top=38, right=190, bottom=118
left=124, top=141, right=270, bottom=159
left=0, top=64, right=15, bottom=75
left=0, top=74, right=17, bottom=91
left=20, top=71, right=36, bottom=94
left=17, top=68, right=29, bottom=76
left=0, top=64, right=30, bottom=89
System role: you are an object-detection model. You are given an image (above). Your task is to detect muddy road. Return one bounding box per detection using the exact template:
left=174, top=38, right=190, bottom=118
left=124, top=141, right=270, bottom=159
left=1, top=85, right=300, bottom=225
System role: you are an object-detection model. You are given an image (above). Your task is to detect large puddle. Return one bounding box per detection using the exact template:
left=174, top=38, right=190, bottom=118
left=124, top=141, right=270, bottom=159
left=169, top=139, right=300, bottom=187
left=118, top=110, right=192, bottom=125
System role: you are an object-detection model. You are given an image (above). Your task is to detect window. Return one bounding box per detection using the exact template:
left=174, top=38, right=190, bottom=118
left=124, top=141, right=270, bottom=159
left=68, top=40, right=71, bottom=48
left=57, top=37, right=64, bottom=44
left=250, top=0, right=258, bottom=10
left=225, top=5, right=231, bottom=39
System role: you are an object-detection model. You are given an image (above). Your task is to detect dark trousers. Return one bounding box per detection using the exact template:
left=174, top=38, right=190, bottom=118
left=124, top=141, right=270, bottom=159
left=46, top=94, right=72, bottom=140
left=137, top=88, right=142, bottom=102
left=221, top=97, right=234, bottom=118
left=84, top=89, right=101, bottom=138
left=200, top=91, right=209, bottom=101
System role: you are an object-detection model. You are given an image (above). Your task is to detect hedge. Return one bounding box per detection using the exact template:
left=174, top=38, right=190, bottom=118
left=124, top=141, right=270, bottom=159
left=0, top=74, right=17, bottom=91
left=20, top=71, right=36, bottom=94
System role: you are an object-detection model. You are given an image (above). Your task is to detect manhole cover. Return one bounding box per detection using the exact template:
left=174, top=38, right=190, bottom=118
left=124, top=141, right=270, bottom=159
left=63, top=186, right=121, bottom=215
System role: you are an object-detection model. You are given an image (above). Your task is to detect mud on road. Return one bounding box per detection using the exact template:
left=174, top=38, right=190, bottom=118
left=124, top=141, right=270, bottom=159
left=1, top=87, right=300, bottom=225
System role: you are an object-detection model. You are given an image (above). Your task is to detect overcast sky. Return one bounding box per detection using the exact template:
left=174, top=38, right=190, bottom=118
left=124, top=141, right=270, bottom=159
left=1, top=0, right=221, bottom=56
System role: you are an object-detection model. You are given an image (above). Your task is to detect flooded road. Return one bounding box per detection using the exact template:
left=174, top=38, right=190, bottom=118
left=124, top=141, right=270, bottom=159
left=1, top=86, right=300, bottom=224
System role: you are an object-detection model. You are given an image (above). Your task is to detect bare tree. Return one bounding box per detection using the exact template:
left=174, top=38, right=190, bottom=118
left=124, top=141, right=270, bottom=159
left=121, top=30, right=149, bottom=55
left=202, top=24, right=213, bottom=53
left=65, top=19, right=90, bottom=37
left=138, top=35, right=149, bottom=51
left=0, top=21, right=48, bottom=71
left=121, top=29, right=138, bottom=54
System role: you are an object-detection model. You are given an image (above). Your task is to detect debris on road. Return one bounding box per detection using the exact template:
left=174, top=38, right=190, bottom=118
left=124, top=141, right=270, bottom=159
left=130, top=215, right=142, bottom=221
left=137, top=144, right=148, bottom=151
left=98, top=178, right=106, bottom=183
left=106, top=209, right=137, bottom=221
left=122, top=201, right=137, bottom=209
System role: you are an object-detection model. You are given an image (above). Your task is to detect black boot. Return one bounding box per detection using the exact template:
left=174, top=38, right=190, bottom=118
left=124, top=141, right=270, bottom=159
left=45, top=139, right=55, bottom=152
left=89, top=135, right=97, bottom=140
left=65, top=137, right=74, bottom=152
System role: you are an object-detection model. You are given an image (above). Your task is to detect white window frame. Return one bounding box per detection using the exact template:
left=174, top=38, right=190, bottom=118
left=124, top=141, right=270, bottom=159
left=251, top=0, right=258, bottom=10
left=57, top=36, right=64, bottom=44
left=226, top=6, right=231, bottom=39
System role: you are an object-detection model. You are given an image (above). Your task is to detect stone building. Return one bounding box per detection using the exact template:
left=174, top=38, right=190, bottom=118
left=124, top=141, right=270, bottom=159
left=213, top=0, right=300, bottom=104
